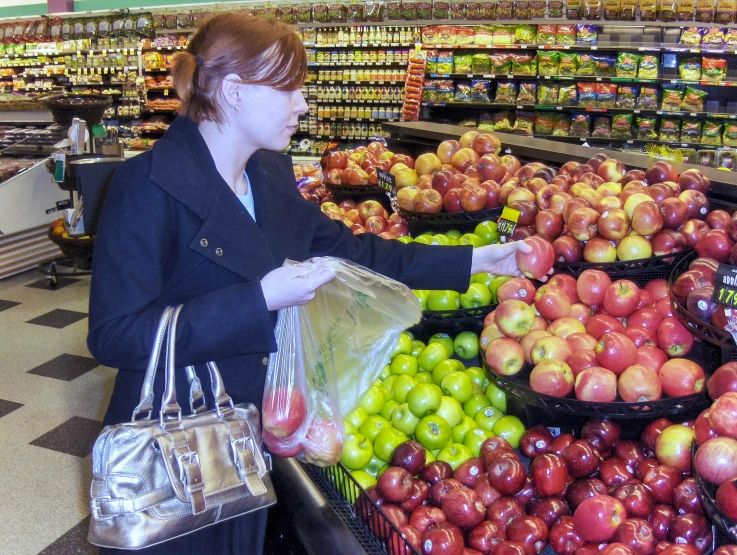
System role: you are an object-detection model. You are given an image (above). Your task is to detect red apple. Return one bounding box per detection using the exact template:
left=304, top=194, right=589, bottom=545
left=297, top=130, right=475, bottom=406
left=618, top=364, right=662, bottom=402
left=642, top=465, right=682, bottom=505
left=716, top=479, right=737, bottom=521
left=422, top=521, right=465, bottom=554
left=575, top=367, right=617, bottom=402
left=680, top=219, right=710, bottom=248
left=659, top=358, right=704, bottom=398
left=612, top=482, right=655, bottom=520
left=603, top=280, right=640, bottom=318
left=694, top=436, right=737, bottom=486
left=420, top=461, right=454, bottom=485
left=414, top=188, right=444, bottom=213
left=660, top=198, right=690, bottom=230
left=656, top=318, right=694, bottom=357
left=707, top=362, right=737, bottom=401
left=517, top=236, right=555, bottom=281
left=497, top=277, right=537, bottom=304
left=694, top=409, right=719, bottom=445
left=573, top=495, right=626, bottom=543
left=671, top=270, right=710, bottom=304
left=596, top=332, right=638, bottom=375
left=612, top=518, right=656, bottom=555
left=486, top=337, right=525, bottom=376
left=577, top=270, right=612, bottom=307
left=461, top=183, right=488, bottom=212
left=654, top=424, right=694, bottom=473
left=487, top=457, right=527, bottom=496
left=527, top=497, right=569, bottom=528
left=530, top=359, right=575, bottom=398
left=451, top=148, right=480, bottom=173
left=467, top=521, right=505, bottom=553
left=678, top=190, right=710, bottom=220
left=632, top=201, right=664, bottom=236
left=535, top=286, right=572, bottom=321
left=553, top=236, right=584, bottom=263
left=649, top=504, right=677, bottom=542
left=410, top=505, right=447, bottom=535
left=672, top=477, right=703, bottom=516
left=431, top=478, right=464, bottom=507
left=623, top=325, right=656, bottom=348
left=586, top=314, right=625, bottom=340
left=651, top=229, right=687, bottom=258
left=567, top=207, right=600, bottom=241
left=636, top=345, right=668, bottom=374
left=645, top=161, right=678, bottom=185
left=441, top=487, right=486, bottom=529
left=506, top=515, right=550, bottom=554
left=566, top=349, right=599, bottom=376
left=678, top=168, right=710, bottom=194
left=566, top=332, right=597, bottom=350
left=666, top=514, right=712, bottom=553
left=706, top=209, right=731, bottom=230
left=581, top=419, right=621, bottom=455
left=531, top=453, right=569, bottom=497
left=694, top=228, right=732, bottom=263
left=709, top=391, right=737, bottom=440
left=263, top=387, right=307, bottom=437
left=437, top=140, right=461, bottom=165
left=563, top=440, right=602, bottom=478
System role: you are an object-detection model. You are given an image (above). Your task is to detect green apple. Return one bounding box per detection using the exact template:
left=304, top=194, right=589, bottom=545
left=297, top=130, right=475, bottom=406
left=463, top=427, right=494, bottom=457
left=411, top=340, right=426, bottom=358
left=406, top=383, right=443, bottom=417
left=454, top=330, right=481, bottom=360
left=432, top=359, right=464, bottom=385
left=397, top=235, right=413, bottom=244
left=425, top=449, right=436, bottom=464
left=474, top=406, right=503, bottom=432
left=391, top=332, right=414, bottom=358
left=432, top=234, right=451, bottom=246
left=362, top=454, right=386, bottom=476
left=458, top=233, right=485, bottom=248
left=390, top=403, right=421, bottom=436
left=435, top=396, right=464, bottom=428
left=344, top=420, right=358, bottom=436
left=465, top=366, right=490, bottom=391
left=426, top=290, right=461, bottom=312
left=404, top=331, right=414, bottom=341
left=451, top=415, right=478, bottom=443
left=360, top=385, right=386, bottom=416
left=460, top=283, right=492, bottom=310
left=471, top=272, right=494, bottom=288
left=379, top=364, right=392, bottom=380
left=441, top=371, right=474, bottom=404
left=447, top=238, right=459, bottom=246
left=358, top=415, right=391, bottom=442
left=445, top=229, right=463, bottom=240
left=418, top=342, right=449, bottom=372
left=373, top=427, right=409, bottom=462
left=413, top=289, right=429, bottom=310
left=474, top=220, right=500, bottom=245
left=340, top=433, right=374, bottom=470
left=380, top=399, right=400, bottom=421
left=437, top=443, right=474, bottom=470
left=488, top=275, right=513, bottom=304
left=390, top=354, right=419, bottom=376
left=413, top=235, right=433, bottom=246
left=350, top=470, right=377, bottom=492
left=376, top=463, right=389, bottom=477
left=415, top=371, right=433, bottom=384
left=485, top=382, right=507, bottom=412
left=463, top=392, right=492, bottom=419
left=392, top=374, right=418, bottom=403
left=346, top=407, right=369, bottom=430
left=429, top=333, right=455, bottom=357
left=415, top=414, right=452, bottom=450
left=492, top=415, right=526, bottom=449
left=382, top=375, right=398, bottom=396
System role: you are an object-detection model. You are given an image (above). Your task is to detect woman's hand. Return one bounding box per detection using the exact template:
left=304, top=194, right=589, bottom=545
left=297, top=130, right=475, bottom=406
left=260, top=260, right=335, bottom=311
left=471, top=241, right=550, bottom=280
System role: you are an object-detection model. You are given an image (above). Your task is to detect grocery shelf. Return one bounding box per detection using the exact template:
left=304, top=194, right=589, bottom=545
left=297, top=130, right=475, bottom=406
left=312, top=80, right=405, bottom=85
left=312, top=99, right=404, bottom=104
left=317, top=117, right=398, bottom=122
left=309, top=62, right=408, bottom=67
left=544, top=135, right=724, bottom=148
left=425, top=73, right=737, bottom=88
left=306, top=42, right=415, bottom=48
left=420, top=42, right=737, bottom=54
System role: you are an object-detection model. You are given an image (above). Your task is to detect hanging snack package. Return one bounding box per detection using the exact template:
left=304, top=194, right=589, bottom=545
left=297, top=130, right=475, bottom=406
left=636, top=116, right=658, bottom=139
left=558, top=83, right=578, bottom=105
left=479, top=1, right=496, bottom=19
left=437, top=51, right=455, bottom=73
left=616, top=85, right=639, bottom=108
left=616, top=52, right=640, bottom=77
left=550, top=0, right=565, bottom=15
left=538, top=24, right=558, bottom=44
left=592, top=116, right=612, bottom=137
left=680, top=27, right=703, bottom=45
left=578, top=82, right=598, bottom=107
left=497, top=0, right=514, bottom=18
left=387, top=0, right=402, bottom=18
left=471, top=53, right=492, bottom=73
left=594, top=55, right=617, bottom=76
left=661, top=88, right=684, bottom=111
left=605, top=0, right=622, bottom=19
left=416, top=0, right=433, bottom=18
left=681, top=86, right=708, bottom=111
left=493, top=110, right=514, bottom=131
left=513, top=111, right=536, bottom=136
left=535, top=112, right=555, bottom=135
left=715, top=0, right=737, bottom=23
left=514, top=24, right=537, bottom=44
left=679, top=56, right=702, bottom=80
left=725, top=28, right=737, bottom=44
left=567, top=0, right=584, bottom=18
left=682, top=119, right=702, bottom=142
left=454, top=53, right=472, bottom=73
left=512, top=53, right=537, bottom=75
left=515, top=0, right=532, bottom=18
left=559, top=53, right=578, bottom=75
left=677, top=0, right=696, bottom=19
left=557, top=24, right=577, bottom=45
left=571, top=113, right=592, bottom=136
left=597, top=83, right=618, bottom=107
left=530, top=0, right=547, bottom=16
left=537, top=83, right=559, bottom=105
left=433, top=0, right=451, bottom=18
left=474, top=26, right=494, bottom=45
left=621, top=0, right=638, bottom=17
left=584, top=0, right=603, bottom=18
left=537, top=51, right=561, bottom=75
left=702, top=57, right=727, bottom=81
left=696, top=0, right=716, bottom=18
left=436, top=79, right=456, bottom=101
left=577, top=24, right=598, bottom=43
left=658, top=0, right=678, bottom=20
left=455, top=81, right=472, bottom=101
left=641, top=0, right=658, bottom=19
left=450, top=0, right=466, bottom=18
left=471, top=79, right=491, bottom=101
left=702, top=27, right=726, bottom=45
left=366, top=0, right=385, bottom=20
left=577, top=53, right=597, bottom=75
left=724, top=122, right=737, bottom=146
left=701, top=120, right=723, bottom=144
left=466, top=0, right=482, bottom=19
left=638, top=55, right=660, bottom=78
left=553, top=113, right=572, bottom=136
left=659, top=118, right=682, bottom=141
left=612, top=113, right=633, bottom=138
left=516, top=81, right=538, bottom=104
left=491, top=52, right=512, bottom=74
left=495, top=81, right=517, bottom=103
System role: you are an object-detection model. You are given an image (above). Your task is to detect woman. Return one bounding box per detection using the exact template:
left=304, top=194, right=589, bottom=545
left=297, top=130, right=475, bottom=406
left=87, top=12, right=531, bottom=555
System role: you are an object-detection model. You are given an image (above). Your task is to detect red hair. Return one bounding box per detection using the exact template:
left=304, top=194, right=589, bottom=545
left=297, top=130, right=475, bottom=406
left=172, top=13, right=306, bottom=124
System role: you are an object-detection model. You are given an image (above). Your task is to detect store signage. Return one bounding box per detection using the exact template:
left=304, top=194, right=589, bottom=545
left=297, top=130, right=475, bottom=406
left=498, top=206, right=521, bottom=240
left=712, top=264, right=737, bottom=308
left=376, top=169, right=396, bottom=196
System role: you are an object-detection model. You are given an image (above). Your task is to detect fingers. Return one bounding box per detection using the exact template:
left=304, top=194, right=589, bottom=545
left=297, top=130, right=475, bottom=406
left=513, top=239, right=532, bottom=254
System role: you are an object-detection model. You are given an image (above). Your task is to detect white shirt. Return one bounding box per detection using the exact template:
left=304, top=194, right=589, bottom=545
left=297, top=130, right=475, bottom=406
left=236, top=171, right=256, bottom=222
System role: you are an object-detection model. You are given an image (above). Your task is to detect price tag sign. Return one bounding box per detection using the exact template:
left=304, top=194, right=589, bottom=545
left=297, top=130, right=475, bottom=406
left=497, top=206, right=520, bottom=241
left=376, top=168, right=396, bottom=196
left=713, top=264, right=737, bottom=308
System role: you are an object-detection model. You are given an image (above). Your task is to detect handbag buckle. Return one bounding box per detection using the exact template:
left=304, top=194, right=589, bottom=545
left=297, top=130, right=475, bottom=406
left=91, top=496, right=113, bottom=520
left=230, top=437, right=267, bottom=497
left=174, top=449, right=206, bottom=514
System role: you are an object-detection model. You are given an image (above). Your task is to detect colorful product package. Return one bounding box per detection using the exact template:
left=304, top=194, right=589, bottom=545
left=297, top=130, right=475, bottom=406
left=616, top=85, right=639, bottom=108
left=537, top=51, right=561, bottom=75
left=496, top=0, right=514, bottom=18
left=478, top=113, right=495, bottom=131
left=701, top=120, right=723, bottom=144
left=538, top=24, right=557, bottom=44
left=658, top=0, right=678, bottom=20
left=636, top=116, right=658, bottom=139
left=659, top=118, right=682, bottom=141
left=681, top=119, right=702, bottom=142
left=455, top=81, right=472, bottom=101
left=571, top=113, right=591, bottom=136
left=426, top=50, right=439, bottom=73
left=494, top=81, right=517, bottom=103
left=679, top=56, right=702, bottom=80
left=592, top=116, right=612, bottom=137
left=516, top=81, right=537, bottom=104
left=479, top=1, right=496, bottom=18
left=661, top=88, right=684, bottom=111
left=702, top=27, right=726, bottom=44
left=535, top=112, right=555, bottom=135
left=490, top=52, right=512, bottom=74
left=549, top=0, right=565, bottom=16
left=492, top=25, right=514, bottom=45
left=616, top=52, right=640, bottom=77
left=576, top=53, right=596, bottom=75
left=466, top=1, right=482, bottom=19
left=436, top=79, right=456, bottom=101
left=416, top=0, right=433, bottom=18
left=578, top=82, right=598, bottom=107
left=612, top=113, right=633, bottom=138
left=422, top=81, right=437, bottom=101
left=597, top=83, right=618, bottom=107
left=577, top=24, right=598, bottom=43
left=725, top=28, right=737, bottom=44
left=638, top=86, right=659, bottom=109
left=537, top=83, right=559, bottom=105
left=436, top=51, right=454, bottom=73
left=471, top=53, right=492, bottom=73
left=593, top=55, right=617, bottom=76
left=621, top=0, right=638, bottom=18
left=515, top=24, right=537, bottom=44
left=677, top=0, right=695, bottom=20
left=512, top=53, right=537, bottom=75
left=531, top=0, right=547, bottom=17
left=492, top=110, right=514, bottom=131
left=702, top=57, right=727, bottom=81
left=454, top=53, right=473, bottom=73
left=512, top=111, right=535, bottom=135
left=724, top=122, right=737, bottom=146
left=515, top=0, right=532, bottom=17
left=433, top=1, right=450, bottom=18
left=715, top=0, right=736, bottom=24
left=473, top=26, right=494, bottom=45
left=450, top=0, right=466, bottom=18
left=559, top=53, right=578, bottom=75
left=567, top=0, right=583, bottom=18
left=556, top=24, right=577, bottom=45
left=584, top=0, right=603, bottom=18
left=605, top=0, right=623, bottom=19
left=553, top=113, right=572, bottom=136
left=638, top=55, right=660, bottom=79
left=680, top=26, right=703, bottom=45
left=696, top=0, right=716, bottom=19
left=456, top=27, right=475, bottom=44
left=471, top=79, right=491, bottom=101
left=681, top=86, right=708, bottom=111
left=558, top=84, right=578, bottom=105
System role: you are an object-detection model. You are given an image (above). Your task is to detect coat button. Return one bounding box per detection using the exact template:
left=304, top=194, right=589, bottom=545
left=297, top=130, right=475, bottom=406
left=262, top=357, right=268, bottom=366
left=215, top=248, right=223, bottom=256
left=200, top=238, right=208, bottom=247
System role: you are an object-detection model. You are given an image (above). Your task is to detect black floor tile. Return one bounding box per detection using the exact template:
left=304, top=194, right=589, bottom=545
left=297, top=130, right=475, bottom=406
left=26, top=276, right=81, bottom=291
left=30, top=416, right=102, bottom=458
left=38, top=516, right=97, bottom=555
left=28, top=353, right=99, bottom=381
left=0, top=299, right=20, bottom=313
left=27, top=309, right=87, bottom=329
left=0, top=398, right=23, bottom=418
left=264, top=503, right=309, bottom=555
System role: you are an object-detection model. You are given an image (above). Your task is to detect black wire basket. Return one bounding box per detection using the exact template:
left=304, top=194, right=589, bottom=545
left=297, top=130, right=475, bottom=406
left=410, top=304, right=496, bottom=341
left=398, top=207, right=503, bottom=237
left=301, top=462, right=421, bottom=555
left=693, top=443, right=737, bottom=545
left=669, top=250, right=737, bottom=366
left=553, top=248, right=694, bottom=288
left=44, top=94, right=113, bottom=127
left=325, top=184, right=387, bottom=197
left=47, top=227, right=94, bottom=259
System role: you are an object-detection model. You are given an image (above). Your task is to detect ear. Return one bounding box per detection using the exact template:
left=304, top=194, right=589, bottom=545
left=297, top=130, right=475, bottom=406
left=220, top=73, right=244, bottom=108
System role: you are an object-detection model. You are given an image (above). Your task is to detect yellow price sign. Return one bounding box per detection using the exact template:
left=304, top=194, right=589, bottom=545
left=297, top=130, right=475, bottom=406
left=498, top=206, right=521, bottom=238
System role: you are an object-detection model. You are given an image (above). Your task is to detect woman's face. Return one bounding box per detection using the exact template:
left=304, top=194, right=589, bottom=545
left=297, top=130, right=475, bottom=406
left=236, top=84, right=308, bottom=152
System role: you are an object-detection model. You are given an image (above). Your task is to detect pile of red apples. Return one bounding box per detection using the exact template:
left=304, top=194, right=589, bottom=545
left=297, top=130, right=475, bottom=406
left=482, top=268, right=703, bottom=404
left=355, top=418, right=737, bottom=554
left=673, top=255, right=737, bottom=327
left=319, top=198, right=410, bottom=238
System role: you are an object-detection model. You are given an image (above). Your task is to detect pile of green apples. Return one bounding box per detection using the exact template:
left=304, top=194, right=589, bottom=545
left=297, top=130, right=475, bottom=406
left=415, top=272, right=514, bottom=313
left=397, top=220, right=499, bottom=248
left=340, top=331, right=526, bottom=491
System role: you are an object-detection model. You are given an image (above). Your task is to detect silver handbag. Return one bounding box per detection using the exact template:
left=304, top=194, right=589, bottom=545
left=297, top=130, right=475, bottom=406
left=88, top=305, right=276, bottom=550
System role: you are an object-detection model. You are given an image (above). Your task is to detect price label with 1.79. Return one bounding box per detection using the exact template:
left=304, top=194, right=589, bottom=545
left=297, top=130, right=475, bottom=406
left=497, top=206, right=521, bottom=242
left=712, top=264, right=737, bottom=308
left=376, top=169, right=397, bottom=197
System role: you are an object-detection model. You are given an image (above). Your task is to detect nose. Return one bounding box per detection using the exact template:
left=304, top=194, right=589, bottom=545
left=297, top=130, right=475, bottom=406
left=295, top=90, right=308, bottom=116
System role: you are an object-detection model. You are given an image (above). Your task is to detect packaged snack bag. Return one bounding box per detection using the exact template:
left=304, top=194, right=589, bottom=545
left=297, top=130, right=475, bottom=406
left=677, top=0, right=696, bottom=19
left=702, top=27, right=725, bottom=44
left=535, top=112, right=554, bottom=135
left=512, top=53, right=536, bottom=75
left=577, top=24, right=598, bottom=43
left=471, top=53, right=492, bottom=73
left=621, top=0, right=638, bottom=17
left=490, top=52, right=512, bottom=73
left=715, top=0, right=736, bottom=23
left=658, top=0, right=678, bottom=20
left=681, top=86, right=708, bottom=111
left=531, top=0, right=547, bottom=17
left=616, top=85, right=639, bottom=108
left=423, top=81, right=438, bottom=101
left=417, top=0, right=433, bottom=18
left=638, top=86, right=659, bottom=109
left=701, top=57, right=727, bottom=81
left=466, top=0, right=482, bottom=18
left=558, top=83, right=578, bottom=105
left=512, top=111, right=535, bottom=135
left=701, top=120, right=723, bottom=144
left=567, top=0, right=583, bottom=17
left=495, top=81, right=517, bottom=103
left=616, top=52, right=640, bottom=77
left=576, top=53, right=596, bottom=75
left=696, top=0, right=716, bottom=19
left=456, top=27, right=476, bottom=44
left=659, top=118, right=682, bottom=141
left=661, top=88, right=684, bottom=111
left=479, top=1, right=496, bottom=18
left=578, top=82, right=598, bottom=106
left=640, top=0, right=658, bottom=19
left=679, top=56, right=702, bottom=80
left=583, top=0, right=603, bottom=18
left=593, top=54, right=617, bottom=76
left=604, top=0, right=622, bottom=18
left=516, top=81, right=537, bottom=104
left=723, top=122, right=737, bottom=146
left=455, top=81, right=472, bottom=101
left=471, top=79, right=491, bottom=101
left=636, top=116, right=658, bottom=139
left=680, top=27, right=703, bottom=45
left=553, top=113, right=572, bottom=136
left=433, top=0, right=451, bottom=18
left=596, top=83, right=618, bottom=107
left=497, top=0, right=514, bottom=17
left=437, top=51, right=455, bottom=73
left=638, top=55, right=660, bottom=78
left=681, top=120, right=702, bottom=142
left=450, top=0, right=466, bottom=18
left=537, top=51, right=561, bottom=75
left=474, top=26, right=494, bottom=45
left=514, top=24, right=536, bottom=44
left=549, top=0, right=565, bottom=15
left=515, top=0, right=531, bottom=18
left=538, top=24, right=557, bottom=44
left=492, top=110, right=514, bottom=131
left=612, top=113, right=633, bottom=138
left=557, top=24, right=577, bottom=44
left=726, top=28, right=737, bottom=43
left=592, top=116, right=612, bottom=137
left=537, top=83, right=559, bottom=105
left=571, top=113, right=591, bottom=136
left=559, top=53, right=578, bottom=75
left=436, top=79, right=456, bottom=101
left=454, top=53, right=472, bottom=73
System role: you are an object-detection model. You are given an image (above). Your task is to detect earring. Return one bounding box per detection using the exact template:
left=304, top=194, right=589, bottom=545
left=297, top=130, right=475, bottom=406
left=234, top=104, right=240, bottom=111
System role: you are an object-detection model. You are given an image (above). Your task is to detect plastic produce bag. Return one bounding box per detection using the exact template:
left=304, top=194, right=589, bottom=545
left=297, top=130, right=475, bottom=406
left=262, top=257, right=422, bottom=466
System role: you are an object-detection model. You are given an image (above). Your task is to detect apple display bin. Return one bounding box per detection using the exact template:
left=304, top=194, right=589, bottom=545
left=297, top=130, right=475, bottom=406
left=669, top=250, right=737, bottom=366
left=398, top=206, right=503, bottom=237
left=325, top=184, right=393, bottom=212
left=692, top=444, right=737, bottom=546
left=411, top=304, right=496, bottom=340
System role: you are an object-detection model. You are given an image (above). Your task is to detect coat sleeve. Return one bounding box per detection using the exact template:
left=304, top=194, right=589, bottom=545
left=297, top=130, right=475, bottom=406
left=87, top=158, right=277, bottom=371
